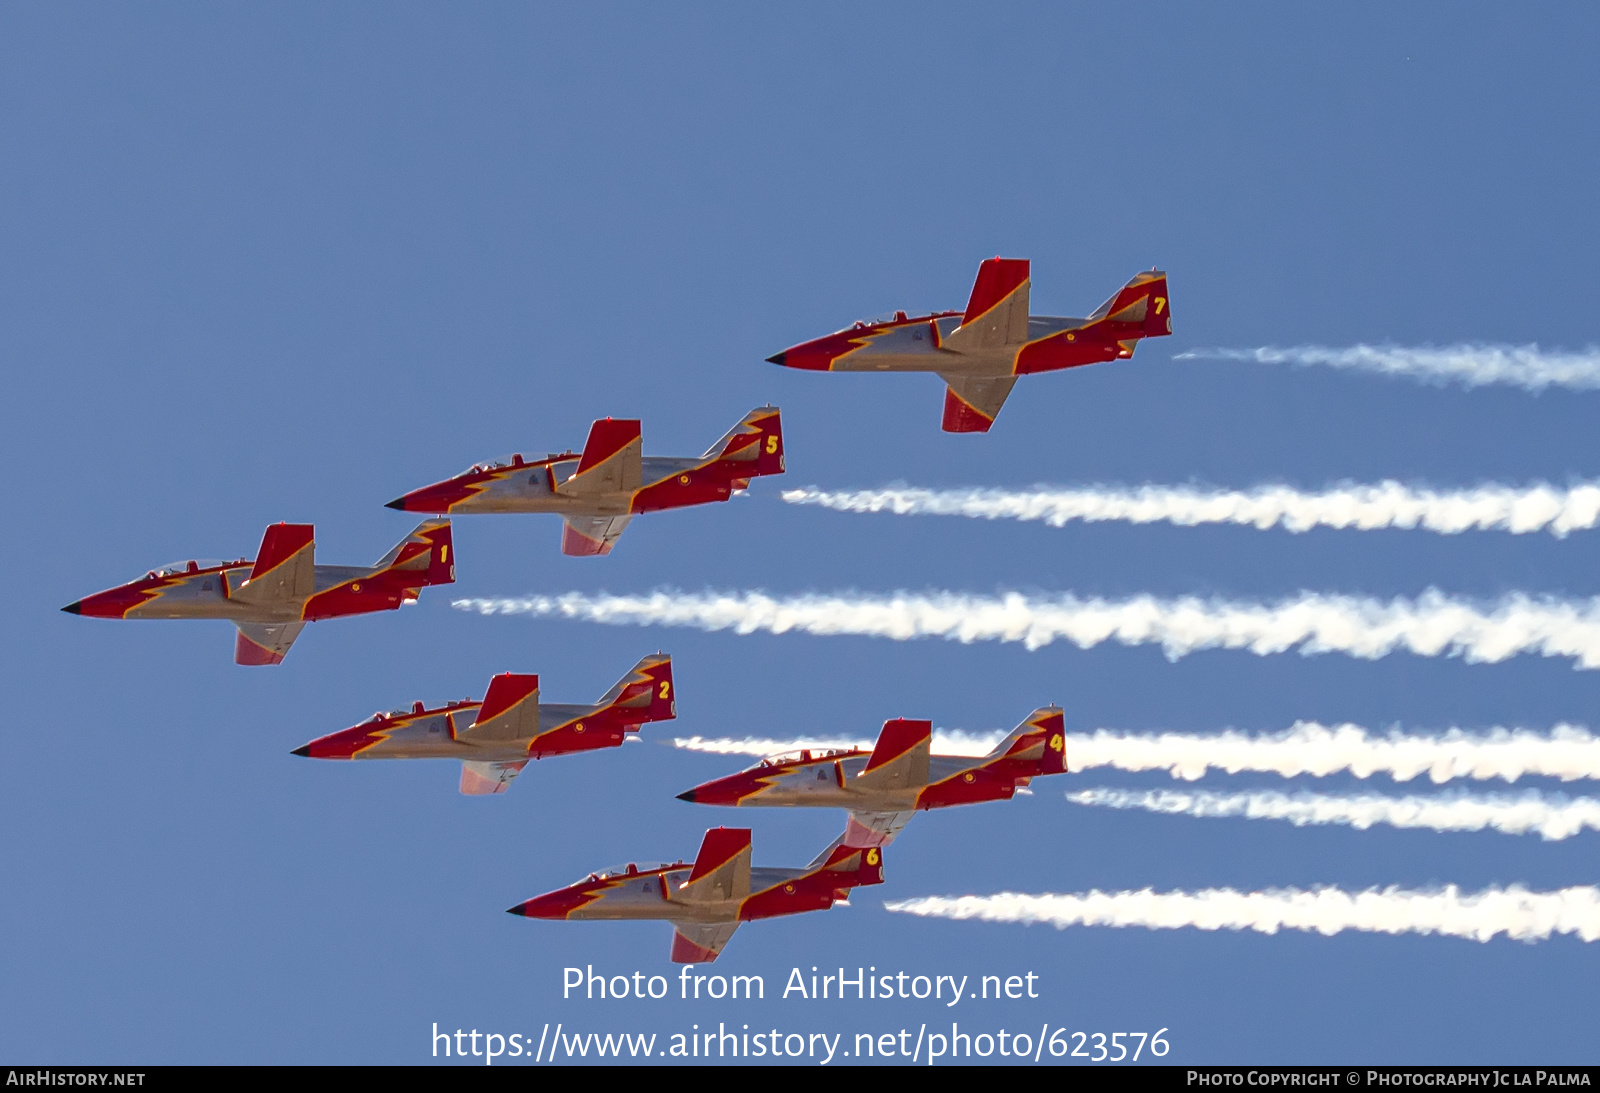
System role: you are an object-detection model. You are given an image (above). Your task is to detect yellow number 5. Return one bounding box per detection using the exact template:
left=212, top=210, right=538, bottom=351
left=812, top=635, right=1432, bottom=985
left=765, top=435, right=779, bottom=454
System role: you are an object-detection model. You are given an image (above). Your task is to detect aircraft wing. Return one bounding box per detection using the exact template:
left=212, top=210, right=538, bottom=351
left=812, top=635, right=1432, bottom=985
left=670, top=921, right=741, bottom=963
left=460, top=760, right=528, bottom=795
left=234, top=621, right=305, bottom=666
left=843, top=809, right=916, bottom=847
left=561, top=514, right=633, bottom=556
left=938, top=373, right=1017, bottom=433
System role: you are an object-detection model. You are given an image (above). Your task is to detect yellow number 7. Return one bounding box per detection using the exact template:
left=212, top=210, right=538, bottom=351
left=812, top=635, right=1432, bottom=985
left=1154, top=297, right=1166, bottom=315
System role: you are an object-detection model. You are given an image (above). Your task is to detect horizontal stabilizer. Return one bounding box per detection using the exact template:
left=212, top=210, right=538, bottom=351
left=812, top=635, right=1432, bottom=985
left=939, top=374, right=1016, bottom=433
left=460, top=760, right=528, bottom=795
left=561, top=514, right=633, bottom=556
left=234, top=621, right=304, bottom=666
left=852, top=718, right=932, bottom=792
left=558, top=418, right=643, bottom=497
left=670, top=921, right=740, bottom=963
left=461, top=674, right=540, bottom=742
left=234, top=524, right=315, bottom=605
left=678, top=827, right=751, bottom=903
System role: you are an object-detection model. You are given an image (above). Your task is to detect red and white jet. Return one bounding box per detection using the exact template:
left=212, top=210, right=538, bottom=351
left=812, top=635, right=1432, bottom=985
left=678, top=707, right=1067, bottom=846
left=509, top=827, right=883, bottom=963
left=293, top=654, right=675, bottom=795
left=62, top=520, right=454, bottom=665
left=767, top=259, right=1170, bottom=431
left=387, top=407, right=784, bottom=556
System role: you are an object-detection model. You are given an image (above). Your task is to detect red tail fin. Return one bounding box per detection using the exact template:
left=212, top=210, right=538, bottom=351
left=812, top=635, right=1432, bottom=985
left=595, top=654, right=675, bottom=724
left=962, top=258, right=1030, bottom=325
left=813, top=841, right=885, bottom=888
left=704, top=406, right=784, bottom=478
left=375, top=519, right=454, bottom=586
left=1088, top=270, right=1171, bottom=338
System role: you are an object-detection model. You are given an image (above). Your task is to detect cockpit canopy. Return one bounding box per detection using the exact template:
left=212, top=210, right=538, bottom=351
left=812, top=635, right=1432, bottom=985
left=854, top=308, right=958, bottom=329
left=459, top=451, right=575, bottom=477
left=582, top=861, right=685, bottom=883
left=758, top=747, right=863, bottom=768
left=149, top=558, right=234, bottom=578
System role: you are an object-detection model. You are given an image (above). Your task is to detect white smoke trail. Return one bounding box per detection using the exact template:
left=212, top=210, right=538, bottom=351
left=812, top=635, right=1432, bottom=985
left=1174, top=344, right=1600, bottom=393
left=673, top=723, right=1600, bottom=783
left=780, top=481, right=1600, bottom=538
left=1069, top=722, right=1600, bottom=783
left=453, top=588, right=1600, bottom=668
left=671, top=731, right=1003, bottom=759
left=884, top=885, right=1600, bottom=943
left=1067, top=786, right=1600, bottom=841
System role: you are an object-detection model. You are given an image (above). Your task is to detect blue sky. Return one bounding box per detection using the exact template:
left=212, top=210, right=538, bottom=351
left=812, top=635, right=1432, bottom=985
left=3, top=3, right=1598, bottom=1064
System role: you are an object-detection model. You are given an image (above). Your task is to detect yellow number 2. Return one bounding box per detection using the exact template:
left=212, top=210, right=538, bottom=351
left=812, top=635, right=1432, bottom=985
left=659, top=680, right=672, bottom=700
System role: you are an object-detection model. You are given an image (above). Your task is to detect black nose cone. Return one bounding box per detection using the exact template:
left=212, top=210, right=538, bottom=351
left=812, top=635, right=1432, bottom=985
left=764, top=352, right=786, bottom=365
left=385, top=498, right=406, bottom=511
left=290, top=745, right=312, bottom=757
left=61, top=601, right=82, bottom=614
left=675, top=789, right=697, bottom=803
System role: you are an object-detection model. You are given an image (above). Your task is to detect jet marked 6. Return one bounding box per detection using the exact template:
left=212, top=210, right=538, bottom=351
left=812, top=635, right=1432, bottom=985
left=387, top=407, right=785, bottom=556
left=678, top=707, right=1067, bottom=846
left=62, top=520, right=454, bottom=665
left=766, top=259, right=1171, bottom=432
left=293, top=654, right=675, bottom=795
left=509, top=827, right=883, bottom=962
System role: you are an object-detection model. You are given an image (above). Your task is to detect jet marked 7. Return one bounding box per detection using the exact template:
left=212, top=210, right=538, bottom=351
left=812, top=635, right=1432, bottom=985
left=293, top=655, right=675, bottom=794
left=62, top=520, right=454, bottom=665
left=767, top=259, right=1170, bottom=432
left=388, top=407, right=784, bottom=556
left=509, top=827, right=882, bottom=963
left=679, top=707, right=1067, bottom=845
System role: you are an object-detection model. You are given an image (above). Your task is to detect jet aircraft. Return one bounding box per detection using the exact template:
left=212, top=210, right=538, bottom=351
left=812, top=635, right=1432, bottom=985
left=765, top=259, right=1171, bottom=432
left=386, top=407, right=784, bottom=556
left=293, top=654, right=675, bottom=794
left=62, top=519, right=454, bottom=665
left=677, top=706, right=1066, bottom=846
left=508, top=827, right=883, bottom=962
